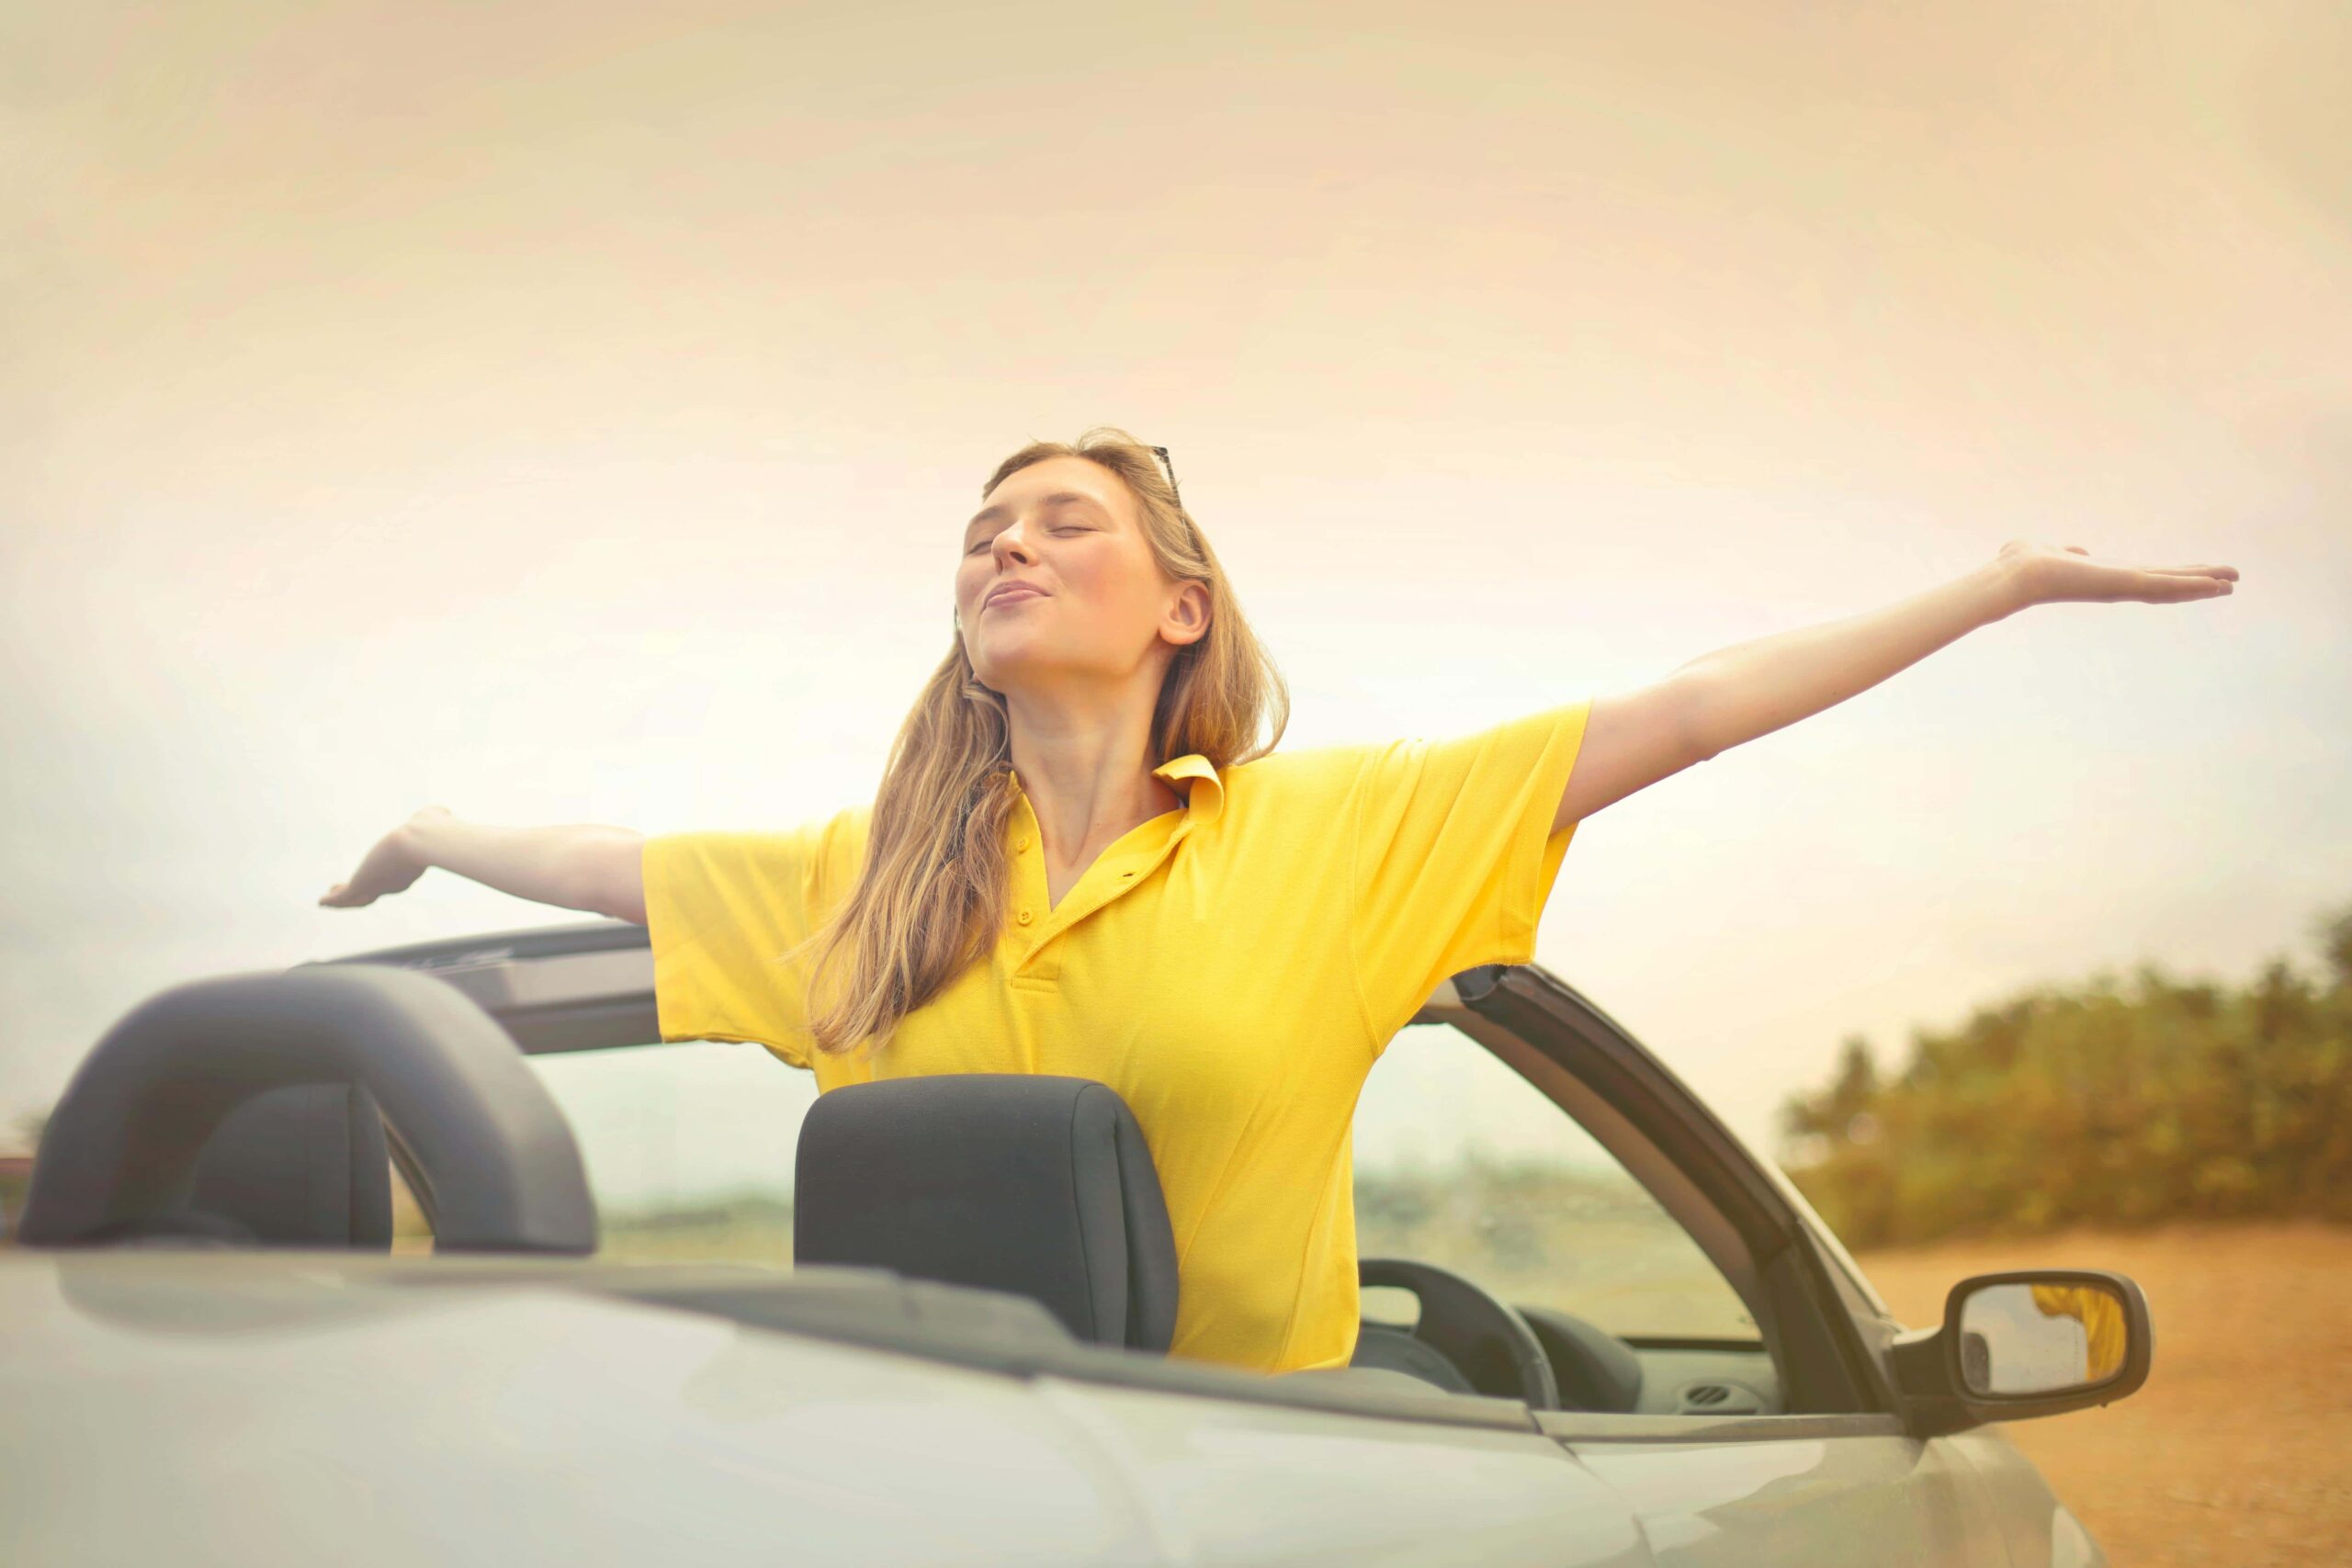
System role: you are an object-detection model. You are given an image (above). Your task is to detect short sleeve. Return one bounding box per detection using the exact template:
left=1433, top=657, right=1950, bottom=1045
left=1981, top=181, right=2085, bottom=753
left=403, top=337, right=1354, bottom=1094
left=639, top=807, right=868, bottom=1070
left=1349, top=698, right=1591, bottom=1047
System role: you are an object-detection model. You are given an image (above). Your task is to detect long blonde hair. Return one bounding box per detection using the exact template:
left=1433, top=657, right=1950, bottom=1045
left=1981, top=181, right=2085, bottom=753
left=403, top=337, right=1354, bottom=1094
left=788, top=426, right=1290, bottom=1058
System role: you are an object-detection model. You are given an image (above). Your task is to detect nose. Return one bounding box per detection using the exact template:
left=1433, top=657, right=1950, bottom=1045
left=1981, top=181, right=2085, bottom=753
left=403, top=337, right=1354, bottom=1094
left=991, top=520, right=1038, bottom=566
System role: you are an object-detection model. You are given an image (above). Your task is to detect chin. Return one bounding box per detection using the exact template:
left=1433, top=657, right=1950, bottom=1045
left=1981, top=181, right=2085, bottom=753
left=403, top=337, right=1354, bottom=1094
left=970, top=643, right=1088, bottom=695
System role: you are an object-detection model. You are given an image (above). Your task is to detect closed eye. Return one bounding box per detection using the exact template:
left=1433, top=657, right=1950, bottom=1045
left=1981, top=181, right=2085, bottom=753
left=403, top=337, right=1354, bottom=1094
left=967, top=526, right=1088, bottom=553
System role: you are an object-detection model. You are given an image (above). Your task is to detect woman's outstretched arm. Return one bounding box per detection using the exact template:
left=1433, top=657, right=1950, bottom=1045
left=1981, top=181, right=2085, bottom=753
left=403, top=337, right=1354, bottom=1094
left=1554, top=539, right=2239, bottom=831
left=319, top=806, right=650, bottom=924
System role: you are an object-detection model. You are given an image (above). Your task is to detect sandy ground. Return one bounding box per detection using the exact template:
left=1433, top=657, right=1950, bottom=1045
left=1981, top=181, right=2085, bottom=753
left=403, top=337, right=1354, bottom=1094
left=1854, top=1222, right=2352, bottom=1566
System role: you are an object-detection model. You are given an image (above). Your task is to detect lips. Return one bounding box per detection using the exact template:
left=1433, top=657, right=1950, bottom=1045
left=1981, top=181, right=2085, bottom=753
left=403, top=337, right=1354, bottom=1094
left=984, top=582, right=1047, bottom=609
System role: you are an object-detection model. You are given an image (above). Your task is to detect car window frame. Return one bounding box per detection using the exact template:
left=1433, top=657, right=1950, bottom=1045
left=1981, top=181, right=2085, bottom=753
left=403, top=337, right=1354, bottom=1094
left=1434, top=964, right=1898, bottom=1425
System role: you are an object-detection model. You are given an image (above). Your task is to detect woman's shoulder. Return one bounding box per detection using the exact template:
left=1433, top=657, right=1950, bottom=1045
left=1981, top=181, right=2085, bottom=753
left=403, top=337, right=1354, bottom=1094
left=808, top=801, right=875, bottom=883
left=1216, top=735, right=1385, bottom=807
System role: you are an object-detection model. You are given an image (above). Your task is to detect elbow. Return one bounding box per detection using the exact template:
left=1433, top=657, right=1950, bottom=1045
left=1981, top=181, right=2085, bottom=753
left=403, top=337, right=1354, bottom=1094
left=573, top=830, right=649, bottom=924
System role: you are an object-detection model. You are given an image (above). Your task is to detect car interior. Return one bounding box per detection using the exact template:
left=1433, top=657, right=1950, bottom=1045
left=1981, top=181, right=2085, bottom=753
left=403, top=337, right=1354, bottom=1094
left=16, top=937, right=1807, bottom=1427
left=36, top=1082, right=1774, bottom=1426
left=53, top=1066, right=1784, bottom=1421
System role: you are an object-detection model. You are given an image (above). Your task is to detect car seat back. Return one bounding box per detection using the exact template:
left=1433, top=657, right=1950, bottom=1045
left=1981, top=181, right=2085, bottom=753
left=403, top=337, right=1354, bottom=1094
left=87, top=1084, right=393, bottom=1249
left=20, top=965, right=592, bottom=1254
left=793, top=1074, right=1179, bottom=1352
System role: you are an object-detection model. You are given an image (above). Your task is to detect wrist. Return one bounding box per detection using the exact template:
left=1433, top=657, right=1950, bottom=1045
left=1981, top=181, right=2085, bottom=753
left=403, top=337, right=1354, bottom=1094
left=398, top=806, right=456, bottom=867
left=1969, top=556, right=2033, bottom=624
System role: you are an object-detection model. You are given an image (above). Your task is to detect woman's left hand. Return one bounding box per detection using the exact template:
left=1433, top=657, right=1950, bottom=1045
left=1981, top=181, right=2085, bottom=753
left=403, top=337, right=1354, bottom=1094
left=1996, top=538, right=2238, bottom=612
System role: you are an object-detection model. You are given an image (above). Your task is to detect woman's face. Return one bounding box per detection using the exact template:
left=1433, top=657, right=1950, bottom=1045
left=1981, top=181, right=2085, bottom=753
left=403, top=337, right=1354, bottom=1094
left=955, top=456, right=1204, bottom=696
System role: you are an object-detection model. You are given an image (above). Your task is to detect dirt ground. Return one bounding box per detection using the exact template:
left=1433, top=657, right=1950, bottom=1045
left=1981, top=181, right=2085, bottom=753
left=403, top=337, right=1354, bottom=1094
left=1854, top=1222, right=2352, bottom=1566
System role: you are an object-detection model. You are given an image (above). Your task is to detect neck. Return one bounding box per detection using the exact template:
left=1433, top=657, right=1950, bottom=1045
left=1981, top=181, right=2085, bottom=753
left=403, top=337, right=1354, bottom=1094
left=1001, top=690, right=1184, bottom=865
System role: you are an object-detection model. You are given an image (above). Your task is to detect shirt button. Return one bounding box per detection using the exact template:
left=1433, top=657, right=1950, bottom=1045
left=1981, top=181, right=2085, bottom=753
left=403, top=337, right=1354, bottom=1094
left=1014, top=837, right=1029, bottom=852
left=1017, top=908, right=1034, bottom=925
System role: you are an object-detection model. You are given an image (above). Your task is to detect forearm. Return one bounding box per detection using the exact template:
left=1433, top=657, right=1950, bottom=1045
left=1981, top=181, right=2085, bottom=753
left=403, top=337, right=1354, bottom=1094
left=404, top=815, right=643, bottom=917
left=1672, top=558, right=2024, bottom=760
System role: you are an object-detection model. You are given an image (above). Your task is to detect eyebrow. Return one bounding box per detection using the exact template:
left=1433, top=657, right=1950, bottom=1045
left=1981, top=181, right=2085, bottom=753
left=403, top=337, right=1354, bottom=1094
left=965, top=491, right=1110, bottom=536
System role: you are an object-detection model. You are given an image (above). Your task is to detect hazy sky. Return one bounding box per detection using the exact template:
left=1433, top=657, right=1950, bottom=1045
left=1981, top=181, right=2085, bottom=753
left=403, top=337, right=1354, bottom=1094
left=6, top=0, right=2348, bottom=1180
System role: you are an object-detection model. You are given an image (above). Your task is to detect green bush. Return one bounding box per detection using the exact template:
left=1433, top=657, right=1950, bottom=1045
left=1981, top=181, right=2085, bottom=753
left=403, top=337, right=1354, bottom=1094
left=1781, top=898, right=2352, bottom=1248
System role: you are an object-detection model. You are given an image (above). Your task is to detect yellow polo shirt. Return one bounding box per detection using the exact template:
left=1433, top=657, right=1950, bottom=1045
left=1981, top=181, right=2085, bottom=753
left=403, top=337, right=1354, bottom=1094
left=640, top=696, right=1591, bottom=1375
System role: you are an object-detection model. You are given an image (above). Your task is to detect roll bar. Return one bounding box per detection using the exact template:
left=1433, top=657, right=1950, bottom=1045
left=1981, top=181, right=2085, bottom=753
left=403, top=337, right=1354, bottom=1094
left=17, top=964, right=597, bottom=1253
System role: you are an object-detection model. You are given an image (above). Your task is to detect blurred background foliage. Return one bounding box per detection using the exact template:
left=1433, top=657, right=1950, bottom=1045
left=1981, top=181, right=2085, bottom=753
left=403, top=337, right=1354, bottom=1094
left=1781, top=897, right=2352, bottom=1247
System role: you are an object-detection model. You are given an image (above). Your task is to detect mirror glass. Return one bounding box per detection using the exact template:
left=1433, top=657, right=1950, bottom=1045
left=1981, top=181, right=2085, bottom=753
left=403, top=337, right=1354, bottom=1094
left=1956, top=1280, right=2128, bottom=1396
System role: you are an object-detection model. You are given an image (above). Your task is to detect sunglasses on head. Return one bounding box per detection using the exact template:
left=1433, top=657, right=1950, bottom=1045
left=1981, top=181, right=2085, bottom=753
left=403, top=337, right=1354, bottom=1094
left=1148, top=445, right=1182, bottom=509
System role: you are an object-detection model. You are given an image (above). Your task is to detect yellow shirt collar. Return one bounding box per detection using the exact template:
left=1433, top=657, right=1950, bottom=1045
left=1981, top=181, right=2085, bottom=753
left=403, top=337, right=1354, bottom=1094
left=1150, top=754, right=1226, bottom=827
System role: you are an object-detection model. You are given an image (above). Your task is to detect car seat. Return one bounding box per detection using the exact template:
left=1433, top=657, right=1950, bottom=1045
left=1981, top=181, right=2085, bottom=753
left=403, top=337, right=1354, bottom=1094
left=792, top=1074, right=1179, bottom=1352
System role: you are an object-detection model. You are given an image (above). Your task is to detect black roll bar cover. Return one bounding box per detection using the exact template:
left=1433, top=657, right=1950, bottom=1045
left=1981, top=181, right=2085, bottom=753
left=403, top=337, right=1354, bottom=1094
left=17, top=964, right=597, bottom=1254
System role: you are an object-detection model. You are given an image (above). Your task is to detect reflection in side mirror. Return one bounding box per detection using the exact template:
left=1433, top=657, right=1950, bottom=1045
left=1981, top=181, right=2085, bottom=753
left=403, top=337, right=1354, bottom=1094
left=1955, top=1280, right=2129, bottom=1397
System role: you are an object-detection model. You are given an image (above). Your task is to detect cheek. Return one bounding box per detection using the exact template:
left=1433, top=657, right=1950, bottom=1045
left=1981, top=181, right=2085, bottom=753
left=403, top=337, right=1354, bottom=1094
left=1059, top=548, right=1153, bottom=618
left=1056, top=569, right=1136, bottom=640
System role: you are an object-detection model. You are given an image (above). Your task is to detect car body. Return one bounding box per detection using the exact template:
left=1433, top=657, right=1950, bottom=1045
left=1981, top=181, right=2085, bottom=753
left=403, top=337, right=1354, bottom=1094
left=0, top=919, right=2148, bottom=1566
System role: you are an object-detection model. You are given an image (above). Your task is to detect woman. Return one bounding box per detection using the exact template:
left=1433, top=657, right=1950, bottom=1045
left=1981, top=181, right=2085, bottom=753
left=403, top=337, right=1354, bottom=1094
left=321, top=425, right=2236, bottom=1375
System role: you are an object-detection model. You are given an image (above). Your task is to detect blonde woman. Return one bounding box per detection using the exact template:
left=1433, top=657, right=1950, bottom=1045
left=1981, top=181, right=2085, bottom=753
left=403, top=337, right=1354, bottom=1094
left=321, top=425, right=2236, bottom=1375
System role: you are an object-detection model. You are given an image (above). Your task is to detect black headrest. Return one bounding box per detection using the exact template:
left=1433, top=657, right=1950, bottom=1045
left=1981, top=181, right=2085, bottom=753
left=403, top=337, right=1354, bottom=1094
left=85, top=1083, right=392, bottom=1249
left=793, top=1075, right=1179, bottom=1352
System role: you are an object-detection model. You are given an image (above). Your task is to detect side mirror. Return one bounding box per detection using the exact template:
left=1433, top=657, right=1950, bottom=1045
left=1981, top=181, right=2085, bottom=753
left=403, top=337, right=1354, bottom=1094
left=1891, top=1269, right=2152, bottom=1437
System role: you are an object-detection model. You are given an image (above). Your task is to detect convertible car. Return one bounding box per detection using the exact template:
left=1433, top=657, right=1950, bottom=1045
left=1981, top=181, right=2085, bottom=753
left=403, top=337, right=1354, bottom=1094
left=2, top=919, right=2150, bottom=1565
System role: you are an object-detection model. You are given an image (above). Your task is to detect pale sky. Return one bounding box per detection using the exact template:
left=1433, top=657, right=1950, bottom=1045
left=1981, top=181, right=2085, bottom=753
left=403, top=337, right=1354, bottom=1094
left=6, top=0, right=2348, bottom=1184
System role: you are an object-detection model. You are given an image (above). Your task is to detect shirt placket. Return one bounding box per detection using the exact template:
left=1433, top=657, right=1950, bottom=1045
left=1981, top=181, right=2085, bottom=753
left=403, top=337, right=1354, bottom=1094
left=1005, top=797, right=1188, bottom=987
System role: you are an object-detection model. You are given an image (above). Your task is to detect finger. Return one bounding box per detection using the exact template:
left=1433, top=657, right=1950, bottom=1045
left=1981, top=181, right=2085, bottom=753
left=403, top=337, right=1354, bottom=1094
left=2137, top=572, right=2233, bottom=601
left=2143, top=563, right=2239, bottom=581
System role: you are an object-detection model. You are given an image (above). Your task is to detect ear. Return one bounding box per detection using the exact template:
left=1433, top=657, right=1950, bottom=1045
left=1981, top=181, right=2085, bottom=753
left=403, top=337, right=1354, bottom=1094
left=1159, top=579, right=1211, bottom=648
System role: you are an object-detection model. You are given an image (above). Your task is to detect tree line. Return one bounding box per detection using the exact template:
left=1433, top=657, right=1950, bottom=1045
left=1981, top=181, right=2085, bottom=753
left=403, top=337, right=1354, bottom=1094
left=1780, top=897, right=2352, bottom=1248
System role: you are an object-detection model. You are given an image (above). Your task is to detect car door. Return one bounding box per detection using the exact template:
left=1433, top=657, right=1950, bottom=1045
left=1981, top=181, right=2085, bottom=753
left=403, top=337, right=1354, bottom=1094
left=1546, top=1415, right=1990, bottom=1566
left=1360, top=974, right=2007, bottom=1566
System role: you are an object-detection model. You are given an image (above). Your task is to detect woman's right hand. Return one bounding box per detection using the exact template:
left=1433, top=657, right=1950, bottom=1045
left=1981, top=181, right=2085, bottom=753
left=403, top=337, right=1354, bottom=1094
left=319, top=806, right=449, bottom=908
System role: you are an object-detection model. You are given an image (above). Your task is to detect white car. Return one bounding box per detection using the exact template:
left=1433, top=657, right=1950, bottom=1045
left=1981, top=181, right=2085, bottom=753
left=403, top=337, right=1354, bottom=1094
left=3, top=919, right=2149, bottom=1566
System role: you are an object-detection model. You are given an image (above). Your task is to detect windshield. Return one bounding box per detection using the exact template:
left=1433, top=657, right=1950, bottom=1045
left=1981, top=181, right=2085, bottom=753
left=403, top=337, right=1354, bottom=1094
left=1354, top=1022, right=1758, bottom=1341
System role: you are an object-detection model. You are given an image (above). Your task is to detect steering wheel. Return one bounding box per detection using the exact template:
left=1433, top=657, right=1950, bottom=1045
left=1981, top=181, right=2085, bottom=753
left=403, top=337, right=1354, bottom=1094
left=1355, top=1258, right=1560, bottom=1410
